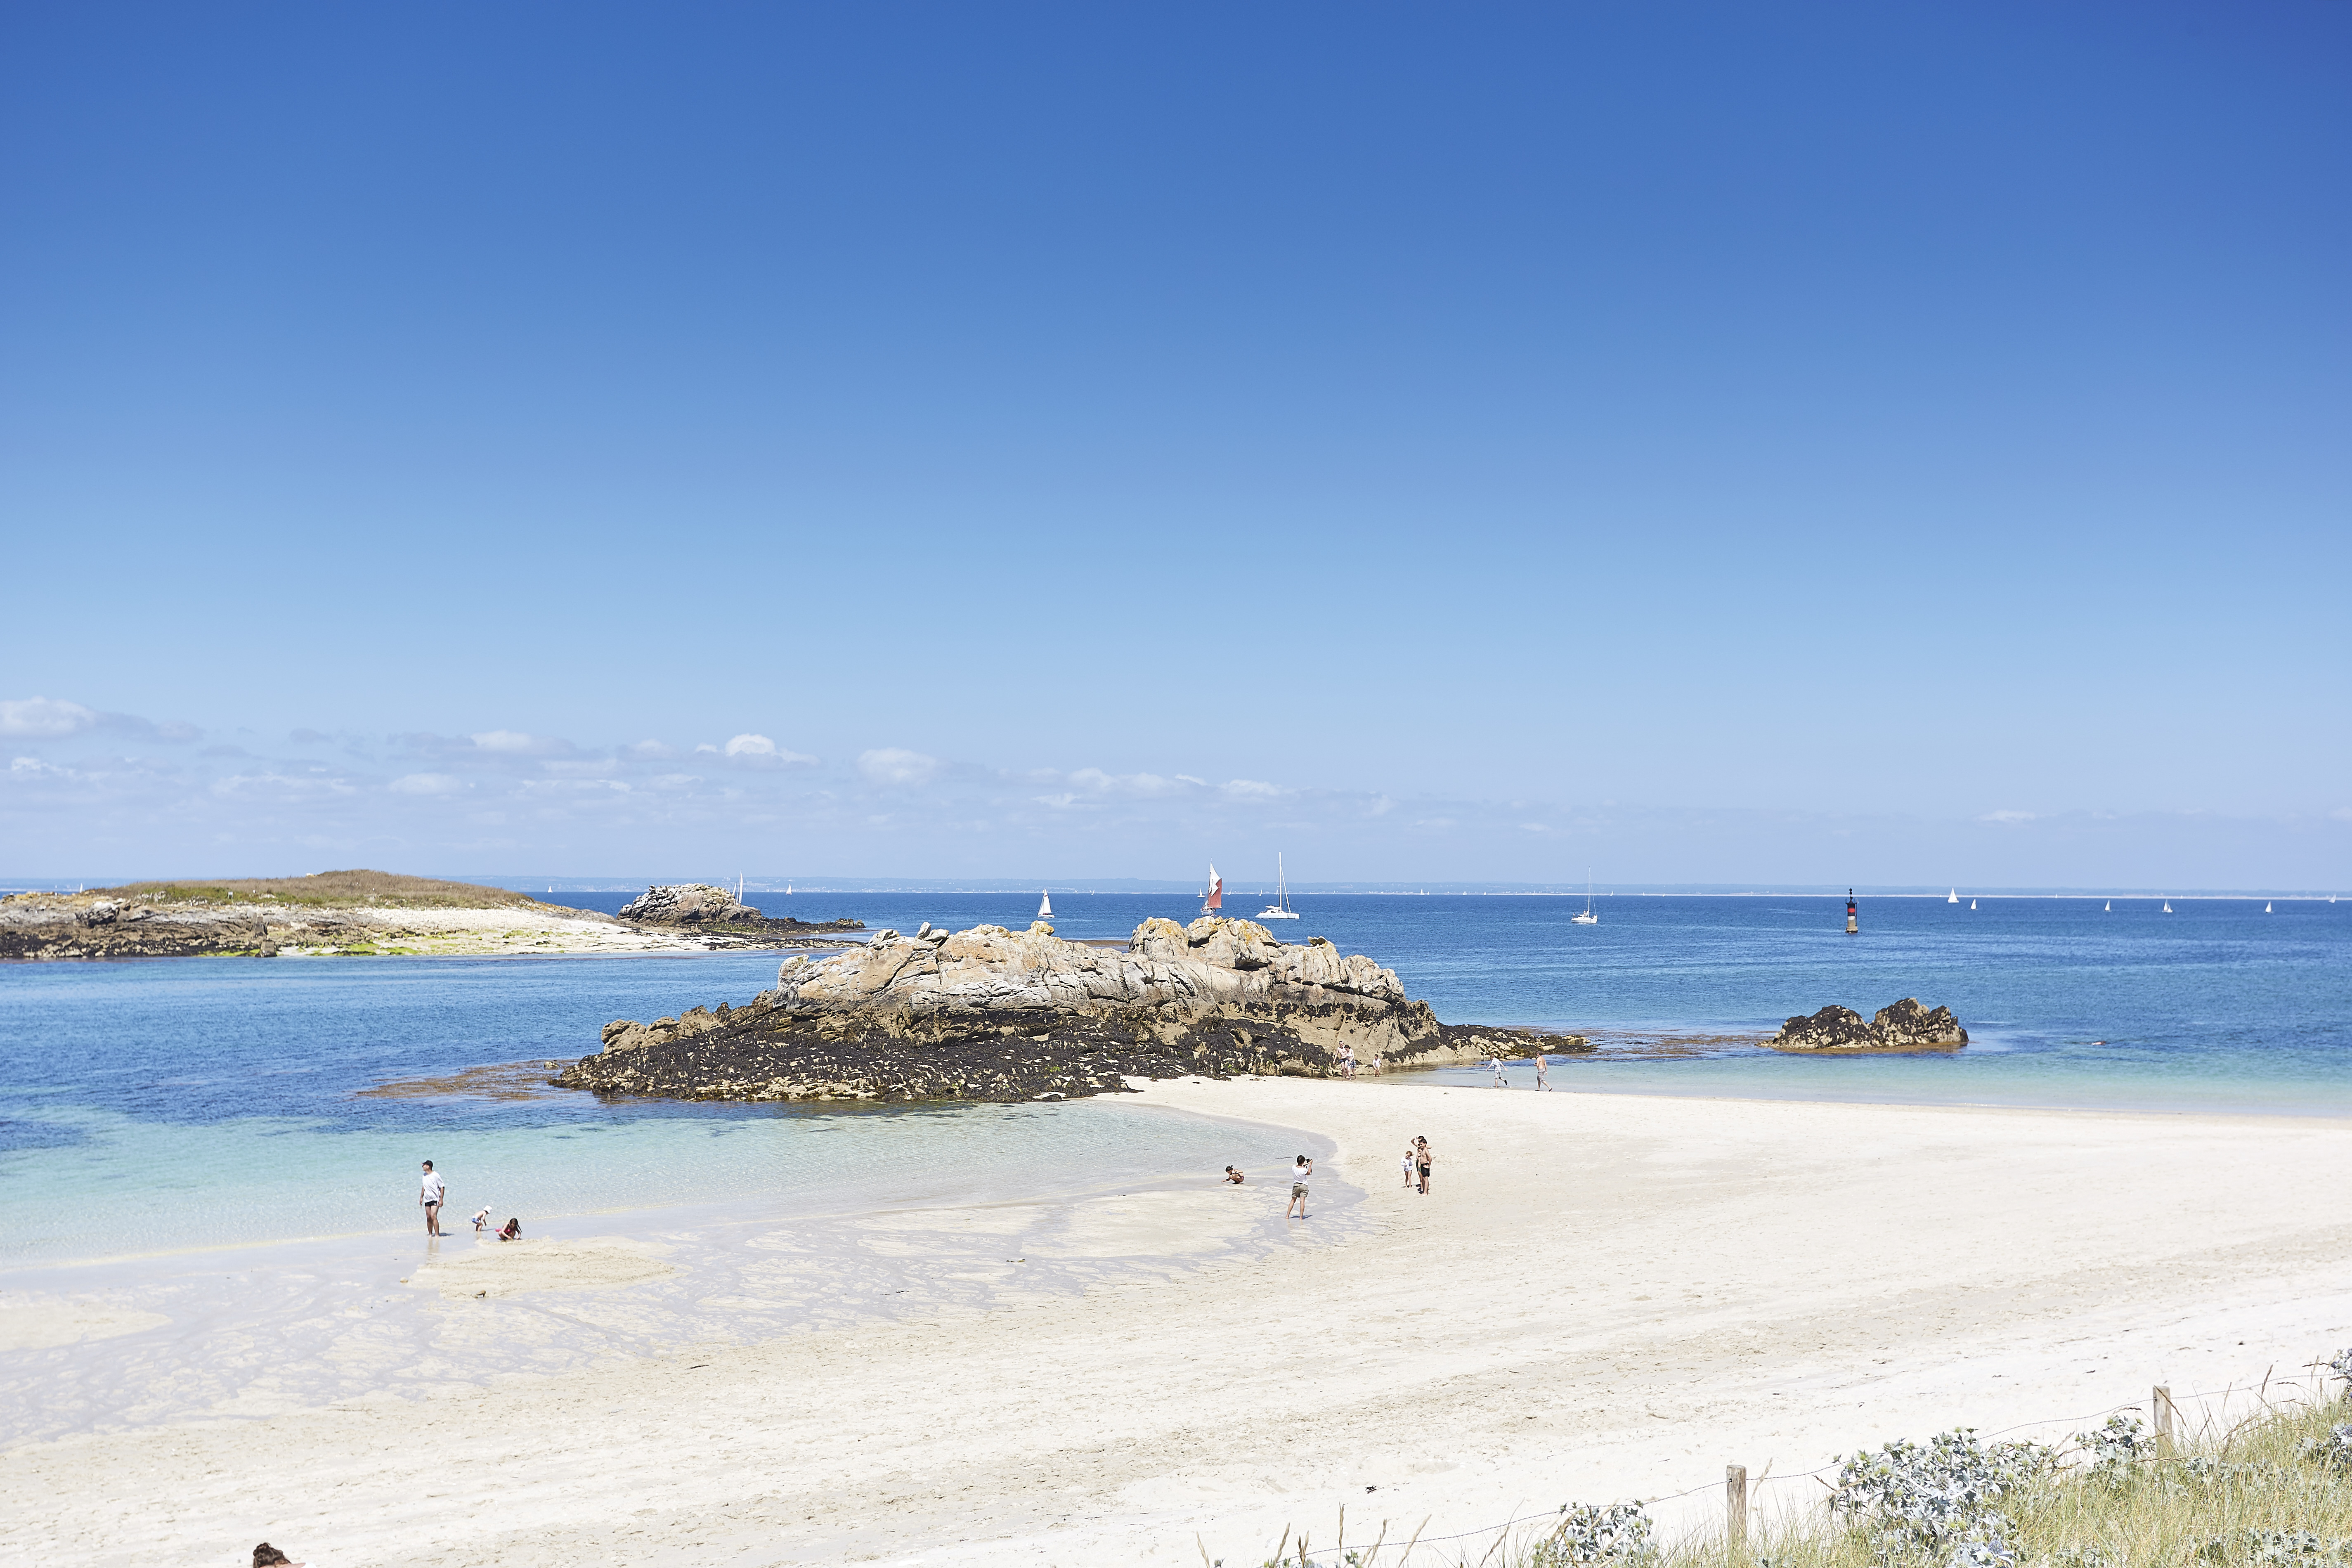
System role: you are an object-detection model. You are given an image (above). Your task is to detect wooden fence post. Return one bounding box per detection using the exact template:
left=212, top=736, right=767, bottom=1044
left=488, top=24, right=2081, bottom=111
left=1726, top=1463, right=1748, bottom=1551
left=2154, top=1386, right=2175, bottom=1457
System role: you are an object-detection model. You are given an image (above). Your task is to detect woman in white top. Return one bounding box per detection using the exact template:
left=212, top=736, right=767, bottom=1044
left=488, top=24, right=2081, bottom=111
left=1286, top=1155, right=1312, bottom=1219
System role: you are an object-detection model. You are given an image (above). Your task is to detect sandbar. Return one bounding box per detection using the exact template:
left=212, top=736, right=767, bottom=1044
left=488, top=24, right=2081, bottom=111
left=7, top=1080, right=2351, bottom=1565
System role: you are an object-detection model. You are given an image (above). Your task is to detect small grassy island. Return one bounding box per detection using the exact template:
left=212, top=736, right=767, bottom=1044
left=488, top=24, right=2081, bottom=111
left=0, top=872, right=863, bottom=960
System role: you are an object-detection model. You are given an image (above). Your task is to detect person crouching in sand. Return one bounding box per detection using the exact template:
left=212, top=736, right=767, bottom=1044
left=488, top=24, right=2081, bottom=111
left=1223, top=1166, right=1245, bottom=1184
left=253, top=1544, right=305, bottom=1566
left=1287, top=1154, right=1312, bottom=1218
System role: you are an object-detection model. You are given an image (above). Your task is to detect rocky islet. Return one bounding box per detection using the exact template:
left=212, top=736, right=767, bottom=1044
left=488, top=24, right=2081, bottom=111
left=1766, top=998, right=1969, bottom=1053
left=560, top=915, right=1589, bottom=1104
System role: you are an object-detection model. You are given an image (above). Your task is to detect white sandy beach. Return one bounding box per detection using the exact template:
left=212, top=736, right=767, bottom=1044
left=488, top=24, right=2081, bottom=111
left=10, top=1079, right=2352, bottom=1566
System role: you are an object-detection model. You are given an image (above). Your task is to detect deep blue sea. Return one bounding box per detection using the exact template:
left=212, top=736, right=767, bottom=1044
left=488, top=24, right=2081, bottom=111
left=4, top=891, right=2347, bottom=1270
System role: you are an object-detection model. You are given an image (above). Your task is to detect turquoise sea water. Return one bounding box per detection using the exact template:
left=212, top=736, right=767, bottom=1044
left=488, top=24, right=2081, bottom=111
left=4, top=891, right=2348, bottom=1270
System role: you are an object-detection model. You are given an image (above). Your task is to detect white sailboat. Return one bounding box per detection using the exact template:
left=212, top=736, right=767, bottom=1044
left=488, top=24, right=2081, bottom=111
left=2265, top=901, right=2274, bottom=913
left=1571, top=872, right=1598, bottom=925
left=1038, top=890, right=1053, bottom=919
left=1970, top=899, right=1977, bottom=910
left=2163, top=901, right=2174, bottom=913
left=1256, top=855, right=1301, bottom=920
left=1948, top=889, right=1959, bottom=904
left=2104, top=901, right=2111, bottom=912
left=785, top=882, right=792, bottom=894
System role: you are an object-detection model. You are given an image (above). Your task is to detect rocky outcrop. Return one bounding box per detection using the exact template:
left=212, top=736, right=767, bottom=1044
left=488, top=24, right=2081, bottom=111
left=559, top=915, right=1588, bottom=1104
left=1766, top=998, right=1968, bottom=1053
left=616, top=884, right=864, bottom=941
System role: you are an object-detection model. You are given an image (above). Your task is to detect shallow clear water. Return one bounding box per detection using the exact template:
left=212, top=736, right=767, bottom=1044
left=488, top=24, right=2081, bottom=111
left=5, top=891, right=2348, bottom=1272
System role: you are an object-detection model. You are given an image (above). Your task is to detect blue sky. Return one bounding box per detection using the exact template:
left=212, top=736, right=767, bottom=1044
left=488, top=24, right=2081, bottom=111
left=2, top=3, right=2346, bottom=886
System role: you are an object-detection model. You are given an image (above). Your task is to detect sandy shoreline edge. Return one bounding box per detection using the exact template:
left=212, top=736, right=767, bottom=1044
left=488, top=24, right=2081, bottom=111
left=8, top=1079, right=2352, bottom=1566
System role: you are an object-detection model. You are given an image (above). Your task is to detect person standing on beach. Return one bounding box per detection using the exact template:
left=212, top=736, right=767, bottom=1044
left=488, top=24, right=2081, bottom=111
left=1287, top=1154, right=1312, bottom=1218
left=1489, top=1057, right=1507, bottom=1088
left=1536, top=1053, right=1550, bottom=1091
left=1402, top=1144, right=1417, bottom=1189
left=419, top=1159, right=445, bottom=1237
left=1414, top=1137, right=1432, bottom=1194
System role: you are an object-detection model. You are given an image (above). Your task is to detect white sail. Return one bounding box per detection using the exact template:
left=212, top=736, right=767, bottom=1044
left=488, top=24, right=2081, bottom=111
left=1038, top=890, right=1052, bottom=918
left=1970, top=899, right=1976, bottom=910
left=1948, top=889, right=1959, bottom=903
left=2163, top=901, right=2174, bottom=913
left=2105, top=901, right=2111, bottom=911
left=2266, top=902, right=2273, bottom=913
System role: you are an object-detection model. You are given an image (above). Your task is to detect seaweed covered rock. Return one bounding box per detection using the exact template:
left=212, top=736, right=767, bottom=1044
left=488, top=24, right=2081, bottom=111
left=1768, top=998, right=1968, bottom=1053
left=559, top=915, right=1588, bottom=1104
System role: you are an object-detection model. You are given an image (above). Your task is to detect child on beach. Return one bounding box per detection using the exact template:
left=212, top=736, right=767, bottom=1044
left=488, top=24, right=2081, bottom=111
left=472, top=1207, right=492, bottom=1235
left=1223, top=1166, right=1245, bottom=1184
left=1287, top=1155, right=1312, bottom=1219
left=1402, top=1145, right=1416, bottom=1188
left=418, top=1160, right=444, bottom=1237
left=496, top=1217, right=522, bottom=1242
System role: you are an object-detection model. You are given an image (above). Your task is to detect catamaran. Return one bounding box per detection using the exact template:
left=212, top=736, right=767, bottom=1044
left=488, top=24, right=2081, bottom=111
left=1572, top=872, right=1598, bottom=925
left=1257, top=855, right=1301, bottom=920
left=1201, top=866, right=1224, bottom=915
left=1038, top=890, right=1053, bottom=919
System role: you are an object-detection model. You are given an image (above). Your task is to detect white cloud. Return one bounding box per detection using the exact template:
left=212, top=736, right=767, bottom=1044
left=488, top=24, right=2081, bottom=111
left=1066, top=768, right=1191, bottom=797
left=859, top=747, right=939, bottom=785
left=0, top=697, right=99, bottom=738
left=470, top=730, right=570, bottom=756
left=723, top=733, right=818, bottom=767
left=1033, top=792, right=1079, bottom=810
left=1979, top=809, right=2038, bottom=824
left=8, top=755, right=76, bottom=778
left=624, top=740, right=676, bottom=759
left=1222, top=778, right=1286, bottom=798
left=390, top=773, right=466, bottom=795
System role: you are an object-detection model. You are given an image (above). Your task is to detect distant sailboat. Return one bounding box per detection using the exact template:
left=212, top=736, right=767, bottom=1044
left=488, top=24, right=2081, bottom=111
left=1038, top=890, right=1053, bottom=919
left=1257, top=855, right=1301, bottom=920
left=2105, top=901, right=2111, bottom=912
left=1571, top=870, right=1598, bottom=925
left=1970, top=899, right=1977, bottom=910
left=1201, top=865, right=1224, bottom=914
left=1948, top=889, right=1960, bottom=903
left=2163, top=901, right=2174, bottom=913
left=785, top=882, right=792, bottom=895
left=2265, top=901, right=2274, bottom=913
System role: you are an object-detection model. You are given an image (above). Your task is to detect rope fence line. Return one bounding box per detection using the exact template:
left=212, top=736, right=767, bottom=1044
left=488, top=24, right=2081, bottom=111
left=1229, top=1368, right=2346, bottom=1568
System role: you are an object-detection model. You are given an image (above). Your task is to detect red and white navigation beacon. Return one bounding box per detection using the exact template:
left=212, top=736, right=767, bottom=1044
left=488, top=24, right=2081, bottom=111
left=1845, top=889, right=1859, bottom=935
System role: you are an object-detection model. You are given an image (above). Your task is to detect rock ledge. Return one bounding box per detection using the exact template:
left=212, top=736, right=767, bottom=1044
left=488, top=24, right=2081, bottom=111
left=1766, top=998, right=1968, bottom=1054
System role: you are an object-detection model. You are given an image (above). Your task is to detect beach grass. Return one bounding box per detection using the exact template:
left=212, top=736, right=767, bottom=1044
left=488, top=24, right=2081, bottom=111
left=1256, top=1387, right=2352, bottom=1568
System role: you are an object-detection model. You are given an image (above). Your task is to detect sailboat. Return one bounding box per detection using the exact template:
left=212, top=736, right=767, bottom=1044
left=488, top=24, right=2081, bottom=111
left=1201, top=865, right=1224, bottom=915
left=1256, top=855, right=1301, bottom=920
left=1970, top=899, right=1977, bottom=910
left=1038, top=890, right=1053, bottom=919
left=785, top=882, right=792, bottom=895
left=2265, top=902, right=2274, bottom=914
left=2163, top=901, right=2174, bottom=913
left=1948, top=889, right=1960, bottom=904
left=2105, top=901, right=2111, bottom=912
left=1571, top=871, right=1598, bottom=925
